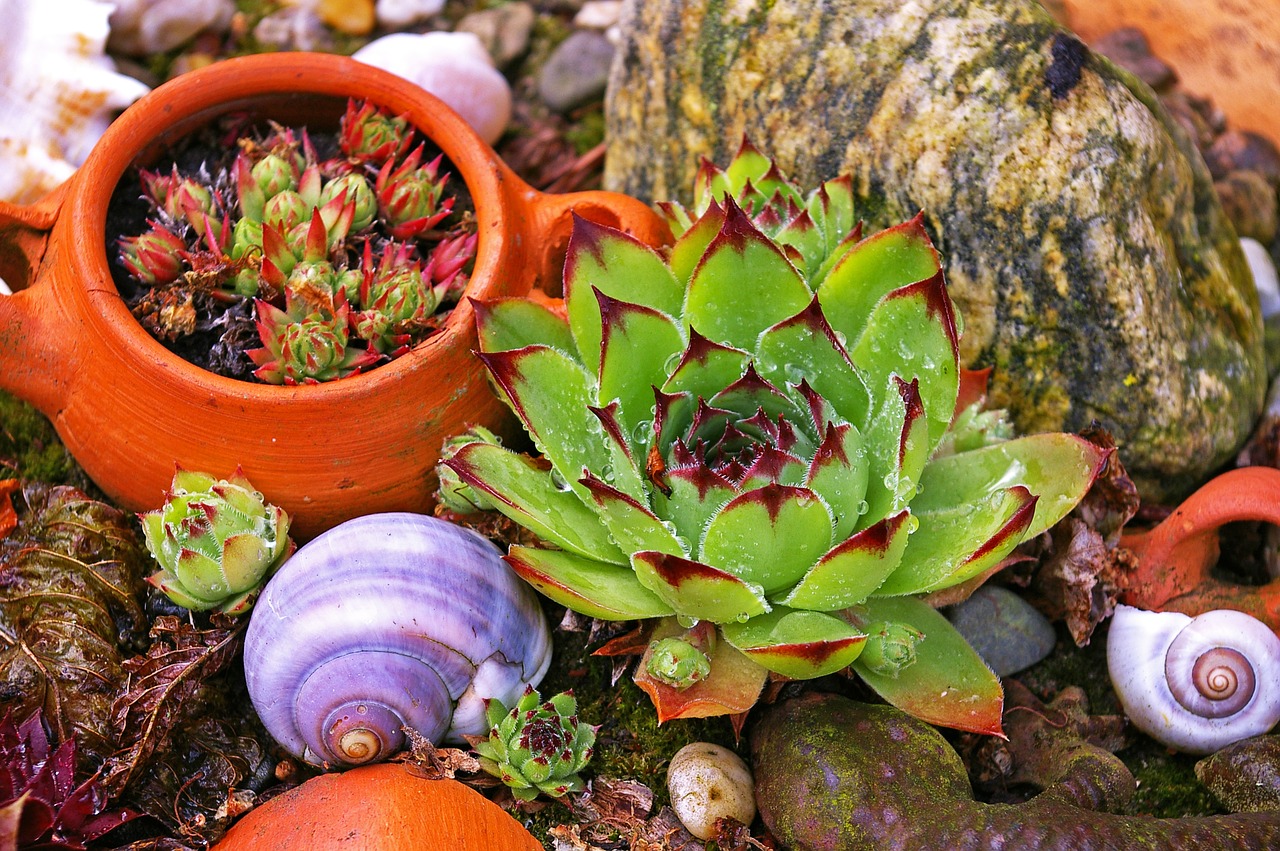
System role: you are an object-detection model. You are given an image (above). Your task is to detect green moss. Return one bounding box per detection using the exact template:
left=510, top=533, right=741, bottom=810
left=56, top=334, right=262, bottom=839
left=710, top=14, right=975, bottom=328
left=0, top=391, right=95, bottom=493
left=563, top=109, right=606, bottom=155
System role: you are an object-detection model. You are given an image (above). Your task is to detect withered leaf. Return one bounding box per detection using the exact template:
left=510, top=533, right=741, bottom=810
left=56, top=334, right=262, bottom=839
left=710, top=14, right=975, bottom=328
left=103, top=616, right=245, bottom=796
left=1028, top=427, right=1140, bottom=645
left=0, top=483, right=148, bottom=772
left=399, top=727, right=483, bottom=781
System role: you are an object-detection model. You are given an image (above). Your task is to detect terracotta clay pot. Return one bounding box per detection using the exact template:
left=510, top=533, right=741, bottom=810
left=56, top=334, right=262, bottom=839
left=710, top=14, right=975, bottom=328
left=0, top=53, right=668, bottom=539
left=1059, top=0, right=1280, bottom=148
left=212, top=763, right=542, bottom=850
left=1120, top=466, right=1280, bottom=631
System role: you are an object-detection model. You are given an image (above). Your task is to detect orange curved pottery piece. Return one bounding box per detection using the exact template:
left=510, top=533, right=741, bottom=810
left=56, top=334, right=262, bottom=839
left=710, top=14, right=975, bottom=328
left=1059, top=0, right=1280, bottom=148
left=0, top=53, right=668, bottom=539
left=213, top=763, right=542, bottom=850
left=1120, top=466, right=1280, bottom=631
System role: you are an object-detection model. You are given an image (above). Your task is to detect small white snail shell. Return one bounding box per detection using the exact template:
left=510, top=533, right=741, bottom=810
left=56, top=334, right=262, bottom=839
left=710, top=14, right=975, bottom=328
left=244, top=513, right=552, bottom=768
left=1107, top=604, right=1280, bottom=755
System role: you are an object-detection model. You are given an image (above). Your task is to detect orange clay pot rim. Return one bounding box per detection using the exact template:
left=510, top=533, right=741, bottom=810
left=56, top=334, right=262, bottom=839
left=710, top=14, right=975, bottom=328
left=67, top=52, right=508, bottom=401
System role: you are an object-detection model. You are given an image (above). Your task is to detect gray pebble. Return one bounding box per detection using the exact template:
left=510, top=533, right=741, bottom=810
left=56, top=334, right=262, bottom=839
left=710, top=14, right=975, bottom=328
left=456, top=2, right=536, bottom=69
left=538, top=29, right=615, bottom=113
left=947, top=585, right=1056, bottom=677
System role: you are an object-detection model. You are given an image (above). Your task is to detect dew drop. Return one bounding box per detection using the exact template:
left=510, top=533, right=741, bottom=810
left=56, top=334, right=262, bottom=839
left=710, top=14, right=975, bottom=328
left=906, top=514, right=920, bottom=533
left=856, top=499, right=869, bottom=516
left=664, top=351, right=683, bottom=373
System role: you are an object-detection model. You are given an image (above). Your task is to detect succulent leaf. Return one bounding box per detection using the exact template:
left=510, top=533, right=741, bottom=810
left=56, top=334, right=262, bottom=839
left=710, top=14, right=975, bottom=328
left=505, top=545, right=674, bottom=620
left=872, top=485, right=1038, bottom=597
left=474, top=296, right=575, bottom=353
left=684, top=201, right=811, bottom=350
left=444, top=442, right=625, bottom=563
left=816, top=213, right=943, bottom=345
left=777, top=510, right=911, bottom=610
left=700, top=484, right=834, bottom=595
left=720, top=608, right=867, bottom=679
left=564, top=216, right=684, bottom=365
left=848, top=270, right=959, bottom=449
left=631, top=551, right=770, bottom=624
left=596, top=291, right=686, bottom=430
left=913, top=434, right=1111, bottom=539
left=756, top=298, right=873, bottom=429
left=847, top=596, right=1004, bottom=736
left=477, top=346, right=617, bottom=501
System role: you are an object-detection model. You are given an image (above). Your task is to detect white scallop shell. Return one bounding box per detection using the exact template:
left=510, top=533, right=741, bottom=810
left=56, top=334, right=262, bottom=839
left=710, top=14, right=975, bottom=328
left=1107, top=604, right=1280, bottom=755
left=352, top=32, right=512, bottom=146
left=0, top=0, right=150, bottom=205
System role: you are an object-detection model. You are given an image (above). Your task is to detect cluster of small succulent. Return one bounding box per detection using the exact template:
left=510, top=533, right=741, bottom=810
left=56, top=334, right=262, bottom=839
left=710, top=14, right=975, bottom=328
left=441, top=140, right=1108, bottom=733
left=117, top=98, right=477, bottom=384
left=467, top=685, right=596, bottom=802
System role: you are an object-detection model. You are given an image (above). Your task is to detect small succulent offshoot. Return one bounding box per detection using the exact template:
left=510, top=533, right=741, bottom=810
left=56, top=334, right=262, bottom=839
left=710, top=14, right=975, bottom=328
left=141, top=467, right=294, bottom=615
left=468, top=685, right=596, bottom=801
left=441, top=139, right=1110, bottom=734
left=117, top=98, right=477, bottom=384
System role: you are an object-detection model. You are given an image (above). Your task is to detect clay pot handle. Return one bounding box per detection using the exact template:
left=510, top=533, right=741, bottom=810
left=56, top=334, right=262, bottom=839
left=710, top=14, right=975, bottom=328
left=0, top=187, right=75, bottom=414
left=1120, top=466, right=1280, bottom=628
left=521, top=188, right=672, bottom=296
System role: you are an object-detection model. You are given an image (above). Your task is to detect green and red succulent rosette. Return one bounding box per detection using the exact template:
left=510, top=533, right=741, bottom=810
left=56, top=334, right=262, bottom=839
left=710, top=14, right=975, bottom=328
left=442, top=141, right=1108, bottom=735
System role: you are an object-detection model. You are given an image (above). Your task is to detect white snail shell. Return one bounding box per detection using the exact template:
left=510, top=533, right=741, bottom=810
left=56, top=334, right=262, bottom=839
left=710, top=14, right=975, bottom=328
left=244, top=513, right=553, bottom=768
left=1107, top=604, right=1280, bottom=754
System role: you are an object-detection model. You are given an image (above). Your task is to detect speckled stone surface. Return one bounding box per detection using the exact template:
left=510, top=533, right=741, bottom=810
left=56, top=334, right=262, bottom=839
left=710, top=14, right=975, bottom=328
left=603, top=0, right=1265, bottom=503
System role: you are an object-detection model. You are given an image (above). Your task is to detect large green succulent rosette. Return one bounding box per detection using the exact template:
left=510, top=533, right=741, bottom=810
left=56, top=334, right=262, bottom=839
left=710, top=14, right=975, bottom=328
left=442, top=142, right=1108, bottom=735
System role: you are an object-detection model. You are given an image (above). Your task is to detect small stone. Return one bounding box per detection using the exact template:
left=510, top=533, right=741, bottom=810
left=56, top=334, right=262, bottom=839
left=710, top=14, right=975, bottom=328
left=1090, top=27, right=1176, bottom=92
left=1215, top=171, right=1280, bottom=245
left=1196, top=735, right=1280, bottom=813
left=947, top=586, right=1056, bottom=677
left=375, top=0, right=444, bottom=29
left=253, top=6, right=333, bottom=51
left=1161, top=91, right=1223, bottom=155
left=316, top=0, right=373, bottom=35
left=456, top=2, right=536, bottom=68
left=1242, top=238, right=1280, bottom=320
left=1205, top=130, right=1280, bottom=184
left=352, top=32, right=512, bottom=145
left=574, top=0, right=623, bottom=30
left=538, top=30, right=615, bottom=113
left=667, top=743, right=755, bottom=841
left=107, top=0, right=237, bottom=55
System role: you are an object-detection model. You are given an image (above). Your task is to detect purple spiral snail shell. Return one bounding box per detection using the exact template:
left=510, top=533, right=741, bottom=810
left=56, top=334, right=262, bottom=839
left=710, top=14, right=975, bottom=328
left=244, top=513, right=553, bottom=768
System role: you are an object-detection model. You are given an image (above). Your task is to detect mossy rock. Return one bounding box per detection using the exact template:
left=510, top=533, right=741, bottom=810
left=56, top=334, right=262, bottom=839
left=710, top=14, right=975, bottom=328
left=603, top=0, right=1266, bottom=503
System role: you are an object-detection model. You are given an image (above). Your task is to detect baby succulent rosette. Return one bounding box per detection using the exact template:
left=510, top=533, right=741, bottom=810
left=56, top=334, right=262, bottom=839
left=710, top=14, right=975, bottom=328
left=141, top=467, right=294, bottom=616
left=442, top=142, right=1109, bottom=734
left=468, top=686, right=596, bottom=801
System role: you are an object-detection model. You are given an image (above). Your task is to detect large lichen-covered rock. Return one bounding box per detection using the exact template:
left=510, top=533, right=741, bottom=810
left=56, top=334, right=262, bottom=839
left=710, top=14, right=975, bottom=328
left=604, top=0, right=1265, bottom=503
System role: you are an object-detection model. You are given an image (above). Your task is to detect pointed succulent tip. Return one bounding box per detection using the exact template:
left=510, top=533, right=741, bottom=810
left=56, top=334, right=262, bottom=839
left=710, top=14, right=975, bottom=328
left=565, top=211, right=618, bottom=268
left=716, top=196, right=769, bottom=249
